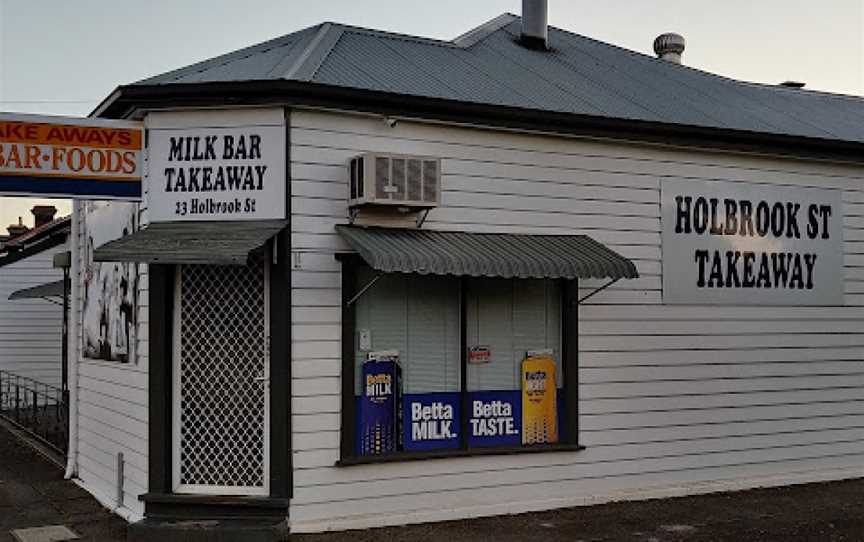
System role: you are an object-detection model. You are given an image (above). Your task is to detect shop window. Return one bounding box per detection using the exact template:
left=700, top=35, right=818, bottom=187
left=353, top=268, right=461, bottom=454
left=342, top=259, right=579, bottom=463
left=466, top=279, right=562, bottom=448
left=354, top=268, right=460, bottom=396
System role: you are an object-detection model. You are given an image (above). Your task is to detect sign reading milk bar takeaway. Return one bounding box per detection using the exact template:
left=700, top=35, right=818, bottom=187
left=662, top=178, right=844, bottom=305
left=147, top=109, right=286, bottom=222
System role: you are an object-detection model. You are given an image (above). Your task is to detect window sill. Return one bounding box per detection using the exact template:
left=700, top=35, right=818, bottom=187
left=336, top=443, right=586, bottom=467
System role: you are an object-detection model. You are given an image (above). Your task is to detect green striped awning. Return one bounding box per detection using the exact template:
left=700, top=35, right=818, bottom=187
left=336, top=225, right=639, bottom=280
left=94, top=220, right=287, bottom=265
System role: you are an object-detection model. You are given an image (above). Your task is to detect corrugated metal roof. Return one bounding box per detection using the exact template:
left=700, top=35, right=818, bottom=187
left=94, top=220, right=286, bottom=265
left=132, top=14, right=864, bottom=145
left=336, top=225, right=639, bottom=280
left=136, top=26, right=321, bottom=85
left=8, top=280, right=64, bottom=300
left=0, top=216, right=70, bottom=268
left=1, top=216, right=70, bottom=251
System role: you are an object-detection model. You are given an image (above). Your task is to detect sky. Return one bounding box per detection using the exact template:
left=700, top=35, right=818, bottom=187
left=1, top=0, right=862, bottom=233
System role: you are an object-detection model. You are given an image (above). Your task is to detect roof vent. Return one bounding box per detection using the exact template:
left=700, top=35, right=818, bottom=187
left=780, top=81, right=806, bottom=89
left=654, top=33, right=685, bottom=64
left=521, top=0, right=549, bottom=50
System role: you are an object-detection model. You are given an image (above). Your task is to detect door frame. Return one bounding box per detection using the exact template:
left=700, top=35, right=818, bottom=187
left=171, top=262, right=271, bottom=496
left=142, top=107, right=292, bottom=517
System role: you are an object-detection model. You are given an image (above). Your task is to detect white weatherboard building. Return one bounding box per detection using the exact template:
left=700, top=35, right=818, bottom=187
left=64, top=4, right=864, bottom=540
left=0, top=213, right=70, bottom=387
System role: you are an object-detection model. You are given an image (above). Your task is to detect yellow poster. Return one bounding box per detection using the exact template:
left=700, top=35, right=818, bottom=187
left=521, top=354, right=558, bottom=444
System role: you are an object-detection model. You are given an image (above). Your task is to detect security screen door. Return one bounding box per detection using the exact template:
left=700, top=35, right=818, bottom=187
left=172, top=257, right=270, bottom=496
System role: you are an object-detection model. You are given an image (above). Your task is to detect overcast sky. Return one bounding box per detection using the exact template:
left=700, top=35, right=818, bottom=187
left=1, top=0, right=862, bottom=232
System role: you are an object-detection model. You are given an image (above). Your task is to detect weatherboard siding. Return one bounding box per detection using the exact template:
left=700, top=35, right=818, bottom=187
left=73, top=201, right=148, bottom=520
left=0, top=245, right=67, bottom=386
left=288, top=109, right=864, bottom=532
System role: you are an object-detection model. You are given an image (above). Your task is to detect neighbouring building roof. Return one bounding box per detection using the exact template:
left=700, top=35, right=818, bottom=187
left=0, top=216, right=70, bottom=268
left=100, top=14, right=864, bottom=151
left=8, top=279, right=65, bottom=300
left=336, top=225, right=639, bottom=280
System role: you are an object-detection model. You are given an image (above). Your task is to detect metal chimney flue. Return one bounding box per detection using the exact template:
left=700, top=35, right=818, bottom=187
left=521, top=0, right=549, bottom=50
left=654, top=33, right=686, bottom=64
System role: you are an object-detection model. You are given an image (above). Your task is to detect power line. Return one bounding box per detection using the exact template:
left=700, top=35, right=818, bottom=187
left=0, top=100, right=97, bottom=104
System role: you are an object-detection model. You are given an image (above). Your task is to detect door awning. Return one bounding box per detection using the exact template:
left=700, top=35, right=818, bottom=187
left=9, top=279, right=65, bottom=300
left=94, top=220, right=287, bottom=265
left=336, top=225, right=639, bottom=280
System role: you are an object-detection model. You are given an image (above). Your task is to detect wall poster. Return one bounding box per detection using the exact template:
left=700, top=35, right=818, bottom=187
left=81, top=202, right=139, bottom=362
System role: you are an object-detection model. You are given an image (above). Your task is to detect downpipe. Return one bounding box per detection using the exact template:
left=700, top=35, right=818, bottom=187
left=64, top=201, right=80, bottom=479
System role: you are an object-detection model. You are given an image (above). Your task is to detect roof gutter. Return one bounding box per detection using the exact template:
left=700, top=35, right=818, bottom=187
left=90, top=87, right=123, bottom=119
left=94, top=80, right=864, bottom=165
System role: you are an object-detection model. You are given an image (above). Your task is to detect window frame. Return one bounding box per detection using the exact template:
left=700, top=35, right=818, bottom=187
left=337, top=254, right=582, bottom=466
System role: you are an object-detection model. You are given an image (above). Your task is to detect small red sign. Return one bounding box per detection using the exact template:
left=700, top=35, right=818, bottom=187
left=468, top=346, right=491, bottom=364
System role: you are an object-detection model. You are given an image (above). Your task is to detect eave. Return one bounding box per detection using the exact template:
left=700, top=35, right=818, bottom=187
left=94, top=80, right=864, bottom=165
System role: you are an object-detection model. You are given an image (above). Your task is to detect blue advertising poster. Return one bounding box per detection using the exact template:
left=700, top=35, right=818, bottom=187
left=366, top=386, right=567, bottom=453
left=357, top=358, right=401, bottom=455
left=403, top=392, right=461, bottom=451
left=468, top=390, right=522, bottom=447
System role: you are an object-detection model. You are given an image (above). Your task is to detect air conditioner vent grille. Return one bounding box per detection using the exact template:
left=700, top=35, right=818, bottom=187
left=357, top=156, right=364, bottom=198
left=375, top=157, right=390, bottom=200
left=348, top=153, right=441, bottom=210
left=392, top=158, right=406, bottom=201
left=423, top=160, right=439, bottom=203
left=407, top=159, right=422, bottom=201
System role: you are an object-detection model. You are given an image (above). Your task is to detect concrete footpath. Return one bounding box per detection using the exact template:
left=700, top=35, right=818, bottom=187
left=2, top=420, right=863, bottom=541
left=0, top=422, right=125, bottom=541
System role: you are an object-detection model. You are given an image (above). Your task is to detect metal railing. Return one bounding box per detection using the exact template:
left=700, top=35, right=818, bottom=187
left=0, top=370, right=68, bottom=456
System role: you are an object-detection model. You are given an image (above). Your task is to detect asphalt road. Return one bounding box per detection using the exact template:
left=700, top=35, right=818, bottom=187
left=296, top=477, right=864, bottom=542
left=1, top=421, right=862, bottom=541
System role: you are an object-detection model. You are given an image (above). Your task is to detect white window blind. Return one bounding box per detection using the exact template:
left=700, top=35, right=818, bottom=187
left=354, top=269, right=460, bottom=393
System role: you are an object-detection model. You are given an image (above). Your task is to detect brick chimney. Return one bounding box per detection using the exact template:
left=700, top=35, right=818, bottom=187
left=31, top=205, right=58, bottom=228
left=7, top=217, right=30, bottom=238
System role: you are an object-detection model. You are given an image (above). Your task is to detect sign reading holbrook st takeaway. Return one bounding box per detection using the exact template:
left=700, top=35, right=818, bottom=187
left=147, top=110, right=286, bottom=222
left=662, top=178, right=844, bottom=305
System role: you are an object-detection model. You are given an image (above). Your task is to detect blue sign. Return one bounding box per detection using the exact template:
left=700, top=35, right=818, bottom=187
left=403, top=392, right=461, bottom=451
left=367, top=387, right=568, bottom=453
left=357, top=360, right=401, bottom=455
left=468, top=390, right=521, bottom=447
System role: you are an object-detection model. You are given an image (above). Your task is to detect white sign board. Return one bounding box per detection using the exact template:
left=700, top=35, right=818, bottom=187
left=146, top=109, right=286, bottom=222
left=661, top=178, right=844, bottom=305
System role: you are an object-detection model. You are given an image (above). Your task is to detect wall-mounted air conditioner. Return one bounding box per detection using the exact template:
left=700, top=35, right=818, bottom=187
left=348, top=153, right=440, bottom=208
